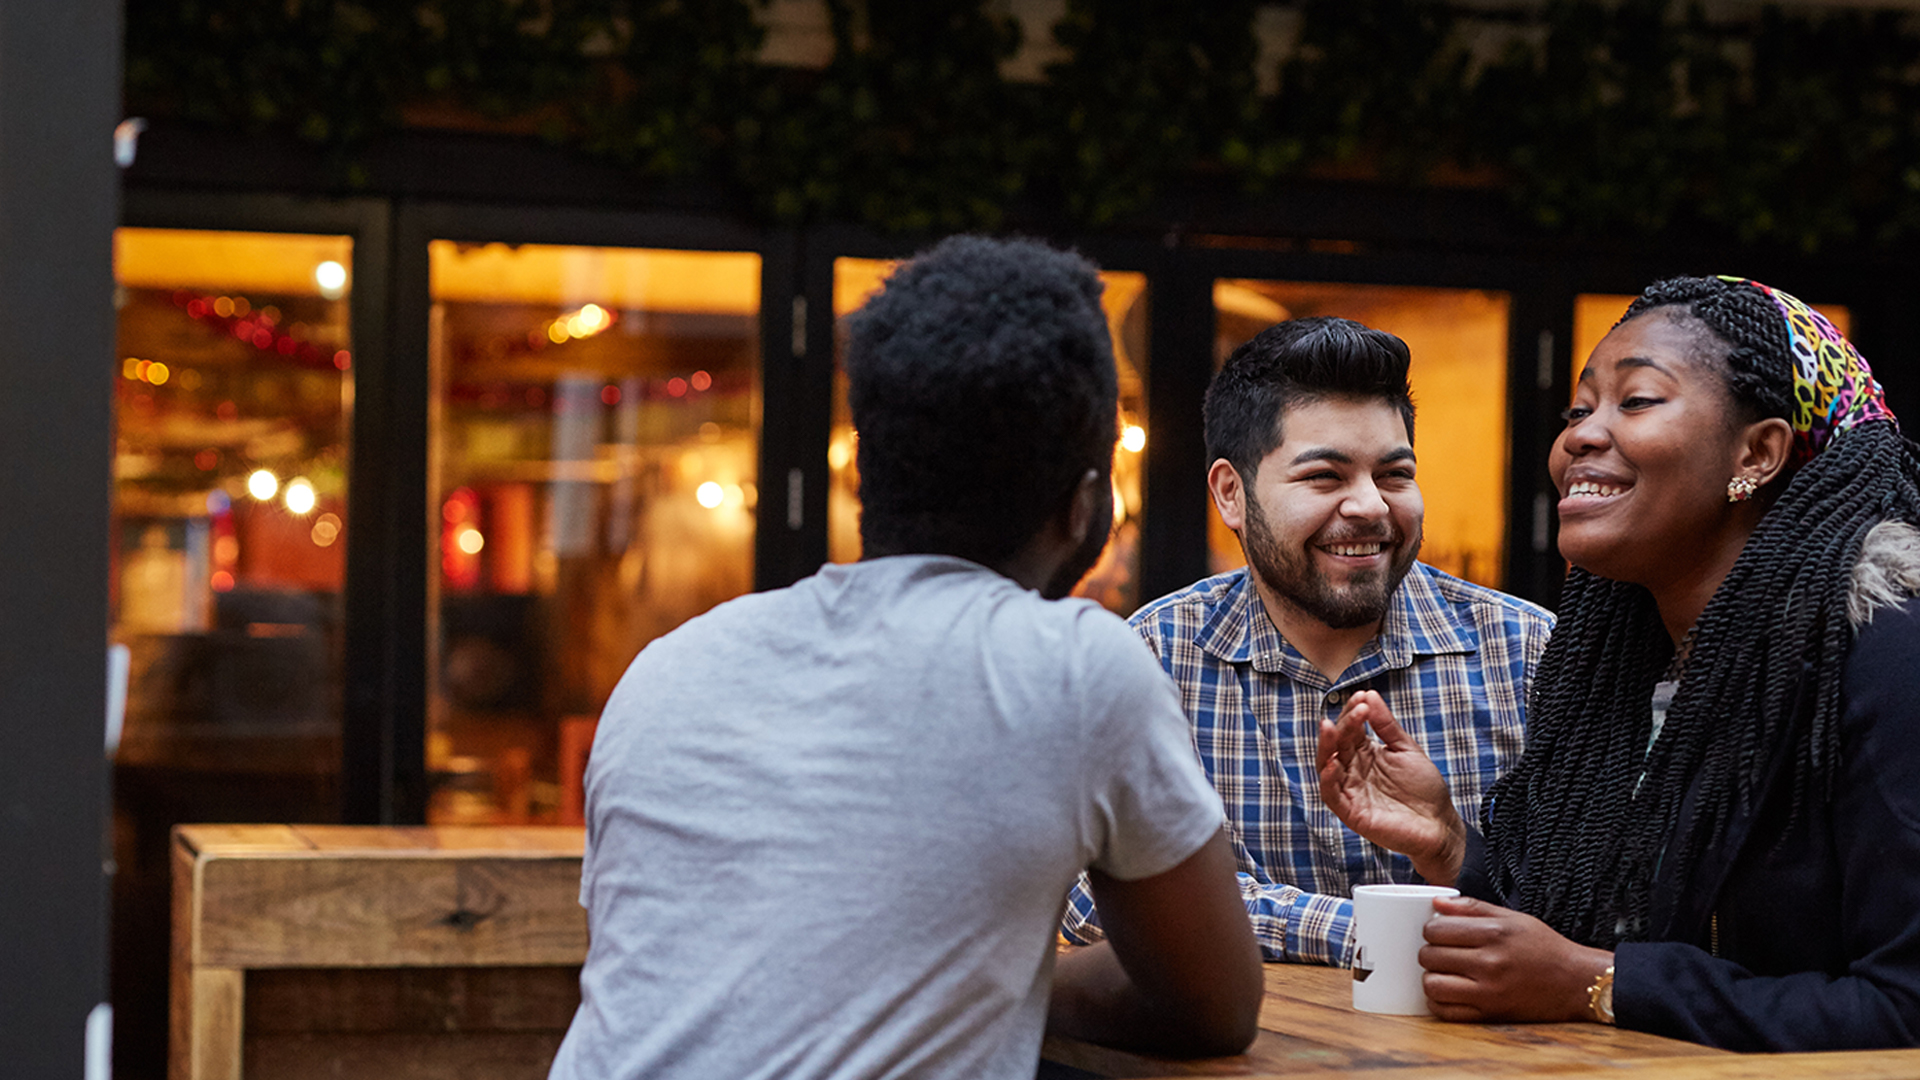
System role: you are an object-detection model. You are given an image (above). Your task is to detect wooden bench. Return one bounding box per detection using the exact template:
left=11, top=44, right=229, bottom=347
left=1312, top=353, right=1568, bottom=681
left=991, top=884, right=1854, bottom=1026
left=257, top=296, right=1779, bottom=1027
left=170, top=824, right=587, bottom=1080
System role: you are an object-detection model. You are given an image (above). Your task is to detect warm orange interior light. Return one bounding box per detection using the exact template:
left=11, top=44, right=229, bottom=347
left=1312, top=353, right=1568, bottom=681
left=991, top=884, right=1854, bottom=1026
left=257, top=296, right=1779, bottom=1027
left=116, top=228, right=352, bottom=296
left=430, top=241, right=760, bottom=314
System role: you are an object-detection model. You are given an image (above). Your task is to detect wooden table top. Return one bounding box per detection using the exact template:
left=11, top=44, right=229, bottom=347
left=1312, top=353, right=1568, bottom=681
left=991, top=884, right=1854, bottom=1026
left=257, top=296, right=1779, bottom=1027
left=175, top=822, right=585, bottom=857
left=1042, top=963, right=1920, bottom=1079
left=174, top=827, right=1920, bottom=1079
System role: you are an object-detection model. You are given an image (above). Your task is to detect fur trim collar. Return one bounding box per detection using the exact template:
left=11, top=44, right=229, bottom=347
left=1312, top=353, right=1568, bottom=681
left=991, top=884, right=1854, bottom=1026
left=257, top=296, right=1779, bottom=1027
left=1849, top=521, right=1920, bottom=628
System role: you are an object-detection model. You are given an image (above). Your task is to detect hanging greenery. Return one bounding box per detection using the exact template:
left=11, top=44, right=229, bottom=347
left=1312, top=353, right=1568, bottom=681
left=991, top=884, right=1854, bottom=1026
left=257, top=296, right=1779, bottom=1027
left=122, top=0, right=1920, bottom=251
left=731, top=0, right=1032, bottom=230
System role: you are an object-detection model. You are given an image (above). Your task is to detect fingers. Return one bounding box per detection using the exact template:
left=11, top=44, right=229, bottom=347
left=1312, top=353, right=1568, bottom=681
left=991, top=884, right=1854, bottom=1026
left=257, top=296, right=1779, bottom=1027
left=1422, top=914, right=1505, bottom=949
left=1331, top=698, right=1371, bottom=751
left=1428, top=1001, right=1487, bottom=1023
left=1317, top=701, right=1371, bottom=774
left=1431, top=895, right=1504, bottom=918
left=1422, top=971, right=1483, bottom=1011
left=1316, top=717, right=1342, bottom=776
left=1351, top=690, right=1417, bottom=750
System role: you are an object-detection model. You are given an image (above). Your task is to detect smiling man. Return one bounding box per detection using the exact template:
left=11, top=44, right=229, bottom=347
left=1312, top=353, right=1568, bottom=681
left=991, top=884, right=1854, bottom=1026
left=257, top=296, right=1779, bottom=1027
left=1063, top=316, right=1553, bottom=965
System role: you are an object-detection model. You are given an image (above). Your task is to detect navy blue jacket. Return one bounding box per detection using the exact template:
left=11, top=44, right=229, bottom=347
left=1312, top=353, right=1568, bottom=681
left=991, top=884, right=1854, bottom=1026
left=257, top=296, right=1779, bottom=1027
left=1461, top=599, right=1920, bottom=1050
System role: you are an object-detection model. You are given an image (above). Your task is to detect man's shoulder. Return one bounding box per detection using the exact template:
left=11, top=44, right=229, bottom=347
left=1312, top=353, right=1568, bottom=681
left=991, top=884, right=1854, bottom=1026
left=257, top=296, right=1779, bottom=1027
left=1409, top=563, right=1555, bottom=636
left=1129, top=568, right=1250, bottom=635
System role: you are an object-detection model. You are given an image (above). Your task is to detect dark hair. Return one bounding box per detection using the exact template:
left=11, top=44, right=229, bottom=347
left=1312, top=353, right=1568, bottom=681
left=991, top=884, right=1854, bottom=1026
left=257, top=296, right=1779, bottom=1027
left=845, top=235, right=1117, bottom=565
left=1204, top=317, right=1416, bottom=480
left=1485, top=275, right=1920, bottom=947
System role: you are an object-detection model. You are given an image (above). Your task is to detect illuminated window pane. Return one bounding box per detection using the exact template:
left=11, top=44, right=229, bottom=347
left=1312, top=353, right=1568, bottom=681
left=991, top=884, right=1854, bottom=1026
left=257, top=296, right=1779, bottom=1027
left=428, top=241, right=760, bottom=824
left=1214, top=280, right=1510, bottom=589
left=1574, top=292, right=1851, bottom=391
left=829, top=258, right=1150, bottom=615
left=111, top=227, right=353, bottom=768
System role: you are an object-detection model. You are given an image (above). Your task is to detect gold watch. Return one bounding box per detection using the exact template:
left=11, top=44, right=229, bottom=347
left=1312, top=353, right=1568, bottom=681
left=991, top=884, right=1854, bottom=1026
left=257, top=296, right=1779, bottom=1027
left=1586, top=964, right=1616, bottom=1025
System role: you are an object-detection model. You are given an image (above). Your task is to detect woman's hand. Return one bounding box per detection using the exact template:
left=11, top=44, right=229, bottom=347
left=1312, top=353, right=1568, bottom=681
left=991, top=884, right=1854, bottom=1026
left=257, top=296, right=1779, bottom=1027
left=1420, top=896, right=1614, bottom=1023
left=1316, top=690, right=1465, bottom=886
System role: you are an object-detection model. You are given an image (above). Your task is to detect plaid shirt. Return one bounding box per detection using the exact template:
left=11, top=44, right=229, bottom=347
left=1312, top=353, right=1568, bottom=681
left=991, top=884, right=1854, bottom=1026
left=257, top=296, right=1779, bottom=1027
left=1063, top=563, right=1552, bottom=964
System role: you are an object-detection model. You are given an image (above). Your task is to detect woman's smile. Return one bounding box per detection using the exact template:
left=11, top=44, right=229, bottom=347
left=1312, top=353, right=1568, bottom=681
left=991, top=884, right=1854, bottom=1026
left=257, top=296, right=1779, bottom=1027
left=1557, top=469, right=1634, bottom=516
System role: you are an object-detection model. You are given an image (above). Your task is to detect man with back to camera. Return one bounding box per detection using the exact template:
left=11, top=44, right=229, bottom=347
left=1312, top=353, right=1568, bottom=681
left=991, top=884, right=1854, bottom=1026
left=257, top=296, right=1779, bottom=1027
left=1063, top=317, right=1553, bottom=965
left=547, top=235, right=1263, bottom=1080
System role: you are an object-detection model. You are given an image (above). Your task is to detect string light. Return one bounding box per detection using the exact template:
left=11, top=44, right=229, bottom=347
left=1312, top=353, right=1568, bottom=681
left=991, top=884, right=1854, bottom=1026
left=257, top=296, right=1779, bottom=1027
left=169, top=289, right=349, bottom=373
left=284, top=477, right=317, bottom=515
left=122, top=357, right=179, bottom=386
left=311, top=513, right=342, bottom=547
left=315, top=260, right=348, bottom=299
left=544, top=302, right=613, bottom=345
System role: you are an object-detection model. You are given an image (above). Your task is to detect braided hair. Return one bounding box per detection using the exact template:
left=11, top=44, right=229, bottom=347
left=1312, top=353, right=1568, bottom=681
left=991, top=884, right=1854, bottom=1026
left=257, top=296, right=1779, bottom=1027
left=1483, top=276, right=1920, bottom=948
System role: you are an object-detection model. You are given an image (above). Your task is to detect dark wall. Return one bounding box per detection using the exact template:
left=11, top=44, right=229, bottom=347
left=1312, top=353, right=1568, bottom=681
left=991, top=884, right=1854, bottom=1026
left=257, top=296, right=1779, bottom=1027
left=0, top=0, right=120, bottom=1075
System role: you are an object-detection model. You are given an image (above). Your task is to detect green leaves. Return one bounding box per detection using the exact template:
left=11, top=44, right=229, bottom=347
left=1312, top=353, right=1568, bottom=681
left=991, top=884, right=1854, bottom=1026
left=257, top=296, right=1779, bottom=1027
left=124, top=0, right=1920, bottom=248
left=731, top=0, right=1029, bottom=229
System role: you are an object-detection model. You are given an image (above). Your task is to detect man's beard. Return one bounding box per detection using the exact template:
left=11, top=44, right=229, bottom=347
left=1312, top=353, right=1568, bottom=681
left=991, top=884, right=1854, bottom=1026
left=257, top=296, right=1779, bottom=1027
left=1242, top=490, right=1418, bottom=629
left=1041, top=482, right=1116, bottom=600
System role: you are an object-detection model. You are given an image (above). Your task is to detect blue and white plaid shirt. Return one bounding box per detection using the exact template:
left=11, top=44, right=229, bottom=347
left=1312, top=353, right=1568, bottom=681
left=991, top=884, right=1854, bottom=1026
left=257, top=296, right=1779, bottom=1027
left=1063, top=563, right=1552, bottom=964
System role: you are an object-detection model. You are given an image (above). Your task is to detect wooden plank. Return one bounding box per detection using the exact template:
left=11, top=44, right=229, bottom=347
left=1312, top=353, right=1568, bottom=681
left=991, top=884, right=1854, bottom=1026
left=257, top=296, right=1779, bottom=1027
left=1171, top=1048, right=1920, bottom=1080
left=170, top=831, right=195, bottom=1080
left=1261, top=965, right=1716, bottom=1052
left=1042, top=1031, right=1435, bottom=1078
left=1245, top=967, right=1722, bottom=1066
left=288, top=825, right=583, bottom=855
left=1045, top=964, right=1732, bottom=1079
left=1565, top=1050, right=1920, bottom=1079
left=243, top=1031, right=567, bottom=1080
left=196, top=854, right=587, bottom=968
left=184, top=968, right=244, bottom=1080
left=176, top=824, right=311, bottom=857
left=244, top=967, right=581, bottom=1033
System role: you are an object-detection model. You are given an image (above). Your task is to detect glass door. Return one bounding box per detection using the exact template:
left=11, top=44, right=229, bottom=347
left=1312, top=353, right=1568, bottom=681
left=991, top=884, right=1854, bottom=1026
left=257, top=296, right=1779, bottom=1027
left=427, top=241, right=761, bottom=824
left=112, top=227, right=354, bottom=784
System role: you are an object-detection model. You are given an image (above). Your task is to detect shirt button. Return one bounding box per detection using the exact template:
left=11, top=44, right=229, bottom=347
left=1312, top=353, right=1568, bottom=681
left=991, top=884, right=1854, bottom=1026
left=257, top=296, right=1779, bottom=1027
left=1325, top=690, right=1346, bottom=707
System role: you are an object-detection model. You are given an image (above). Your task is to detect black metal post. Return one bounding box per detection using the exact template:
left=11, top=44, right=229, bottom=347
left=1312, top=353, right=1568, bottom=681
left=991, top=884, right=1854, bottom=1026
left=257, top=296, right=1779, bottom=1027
left=0, top=0, right=121, bottom=1074
left=1140, top=255, right=1215, bottom=602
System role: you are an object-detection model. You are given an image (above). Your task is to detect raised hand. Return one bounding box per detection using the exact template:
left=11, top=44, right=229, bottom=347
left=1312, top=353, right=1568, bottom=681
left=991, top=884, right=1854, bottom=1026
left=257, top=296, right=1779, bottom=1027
left=1315, top=690, right=1465, bottom=886
left=1419, top=896, right=1614, bottom=1023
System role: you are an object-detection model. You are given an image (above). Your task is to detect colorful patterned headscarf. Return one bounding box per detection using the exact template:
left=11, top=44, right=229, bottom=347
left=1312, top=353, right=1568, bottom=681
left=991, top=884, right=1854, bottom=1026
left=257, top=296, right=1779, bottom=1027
left=1718, top=276, right=1895, bottom=465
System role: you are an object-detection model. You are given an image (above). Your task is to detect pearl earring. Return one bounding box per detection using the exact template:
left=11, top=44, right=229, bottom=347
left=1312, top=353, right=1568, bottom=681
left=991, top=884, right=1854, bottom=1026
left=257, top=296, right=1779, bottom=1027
left=1727, top=476, right=1759, bottom=503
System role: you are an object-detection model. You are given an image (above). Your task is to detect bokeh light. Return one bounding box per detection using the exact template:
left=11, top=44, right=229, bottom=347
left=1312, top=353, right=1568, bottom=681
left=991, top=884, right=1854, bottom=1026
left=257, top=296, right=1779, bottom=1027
left=284, top=477, right=316, bottom=515
left=246, top=469, right=279, bottom=501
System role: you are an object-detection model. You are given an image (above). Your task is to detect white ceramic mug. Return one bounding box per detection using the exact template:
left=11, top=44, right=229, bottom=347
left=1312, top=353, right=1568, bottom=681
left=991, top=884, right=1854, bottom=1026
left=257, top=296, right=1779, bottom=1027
left=1350, top=884, right=1459, bottom=1015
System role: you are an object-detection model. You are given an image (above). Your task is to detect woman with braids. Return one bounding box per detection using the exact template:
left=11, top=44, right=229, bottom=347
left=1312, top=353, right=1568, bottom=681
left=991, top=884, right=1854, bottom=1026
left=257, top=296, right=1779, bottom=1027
left=1317, top=275, right=1920, bottom=1050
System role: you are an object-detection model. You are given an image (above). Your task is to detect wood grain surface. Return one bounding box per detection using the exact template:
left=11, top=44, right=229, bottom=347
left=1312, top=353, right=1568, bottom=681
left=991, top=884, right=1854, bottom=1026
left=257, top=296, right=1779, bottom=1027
left=195, top=853, right=587, bottom=968
left=171, top=825, right=590, bottom=1080
left=242, top=1032, right=569, bottom=1080
left=170, top=826, right=1920, bottom=1080
left=1045, top=963, right=1720, bottom=1079
left=1045, top=963, right=1920, bottom=1079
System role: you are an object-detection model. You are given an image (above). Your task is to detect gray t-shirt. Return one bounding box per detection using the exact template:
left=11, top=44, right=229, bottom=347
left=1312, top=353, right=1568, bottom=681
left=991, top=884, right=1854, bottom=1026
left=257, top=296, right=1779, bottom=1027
left=548, top=555, right=1225, bottom=1080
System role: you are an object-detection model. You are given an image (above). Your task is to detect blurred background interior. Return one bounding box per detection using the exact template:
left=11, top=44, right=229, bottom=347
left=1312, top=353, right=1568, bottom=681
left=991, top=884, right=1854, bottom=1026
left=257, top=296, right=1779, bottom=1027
left=82, top=0, right=1920, bottom=1075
